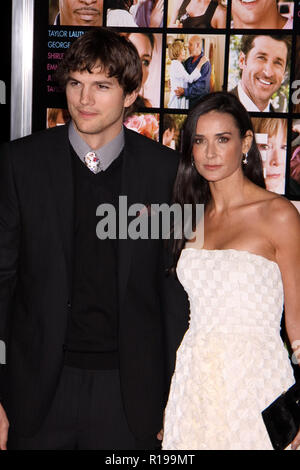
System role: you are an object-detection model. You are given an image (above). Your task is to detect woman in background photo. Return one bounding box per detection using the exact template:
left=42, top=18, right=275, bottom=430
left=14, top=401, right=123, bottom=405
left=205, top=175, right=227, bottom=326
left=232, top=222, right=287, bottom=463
left=168, top=0, right=226, bottom=28
left=252, top=118, right=287, bottom=195
left=106, top=0, right=138, bottom=26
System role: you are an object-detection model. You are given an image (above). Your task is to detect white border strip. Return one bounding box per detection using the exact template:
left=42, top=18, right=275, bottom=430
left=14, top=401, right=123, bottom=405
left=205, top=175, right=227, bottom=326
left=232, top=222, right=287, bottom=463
left=10, top=0, right=34, bottom=140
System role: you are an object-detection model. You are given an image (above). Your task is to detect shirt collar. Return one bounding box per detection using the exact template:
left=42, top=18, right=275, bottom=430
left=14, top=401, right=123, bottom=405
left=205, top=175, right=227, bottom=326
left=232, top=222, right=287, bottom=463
left=68, top=120, right=125, bottom=172
left=237, top=81, right=270, bottom=113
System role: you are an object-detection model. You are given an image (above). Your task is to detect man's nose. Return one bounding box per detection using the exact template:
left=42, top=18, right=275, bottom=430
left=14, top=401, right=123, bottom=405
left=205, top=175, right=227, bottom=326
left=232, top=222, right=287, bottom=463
left=262, top=61, right=275, bottom=77
left=80, top=86, right=94, bottom=105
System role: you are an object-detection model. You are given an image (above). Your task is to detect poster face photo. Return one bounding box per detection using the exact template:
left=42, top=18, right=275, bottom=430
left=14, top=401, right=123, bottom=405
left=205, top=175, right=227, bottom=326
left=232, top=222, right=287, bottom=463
left=120, top=32, right=162, bottom=111
left=164, top=33, right=225, bottom=110
left=228, top=34, right=291, bottom=113
left=252, top=117, right=287, bottom=195
left=49, top=0, right=104, bottom=26
left=230, top=0, right=294, bottom=29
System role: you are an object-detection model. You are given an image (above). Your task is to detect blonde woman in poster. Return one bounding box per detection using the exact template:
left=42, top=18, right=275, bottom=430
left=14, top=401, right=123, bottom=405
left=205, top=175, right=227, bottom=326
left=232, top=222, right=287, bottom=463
left=167, top=41, right=208, bottom=109
left=252, top=118, right=287, bottom=195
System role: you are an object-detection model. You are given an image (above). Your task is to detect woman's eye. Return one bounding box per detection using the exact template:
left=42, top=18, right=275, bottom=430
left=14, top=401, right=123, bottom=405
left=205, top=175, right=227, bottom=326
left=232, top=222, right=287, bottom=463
left=258, top=144, right=269, bottom=151
left=142, top=59, right=151, bottom=67
left=194, top=138, right=204, bottom=145
left=219, top=136, right=229, bottom=143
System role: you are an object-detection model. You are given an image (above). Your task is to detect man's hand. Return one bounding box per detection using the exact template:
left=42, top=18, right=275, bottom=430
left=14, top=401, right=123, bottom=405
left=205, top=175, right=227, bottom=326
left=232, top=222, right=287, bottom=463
left=174, top=87, right=185, bottom=97
left=199, top=55, right=209, bottom=68
left=156, top=428, right=163, bottom=441
left=0, top=403, right=9, bottom=450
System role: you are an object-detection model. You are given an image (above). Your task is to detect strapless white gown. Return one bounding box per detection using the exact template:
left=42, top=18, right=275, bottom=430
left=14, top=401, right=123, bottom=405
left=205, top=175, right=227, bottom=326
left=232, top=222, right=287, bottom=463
left=162, top=249, right=295, bottom=450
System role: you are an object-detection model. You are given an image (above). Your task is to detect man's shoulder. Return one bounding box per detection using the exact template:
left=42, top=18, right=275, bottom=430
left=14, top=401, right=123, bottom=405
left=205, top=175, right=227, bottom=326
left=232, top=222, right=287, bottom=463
left=9, top=125, right=68, bottom=149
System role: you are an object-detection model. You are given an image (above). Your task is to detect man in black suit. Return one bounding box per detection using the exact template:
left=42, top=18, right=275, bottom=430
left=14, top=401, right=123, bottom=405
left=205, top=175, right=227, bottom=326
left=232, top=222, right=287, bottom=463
left=229, top=35, right=291, bottom=113
left=0, top=28, right=188, bottom=450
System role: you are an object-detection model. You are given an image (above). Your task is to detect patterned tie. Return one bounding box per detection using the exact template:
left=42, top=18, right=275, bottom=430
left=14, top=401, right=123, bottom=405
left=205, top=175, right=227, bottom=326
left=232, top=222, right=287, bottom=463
left=84, top=151, right=101, bottom=174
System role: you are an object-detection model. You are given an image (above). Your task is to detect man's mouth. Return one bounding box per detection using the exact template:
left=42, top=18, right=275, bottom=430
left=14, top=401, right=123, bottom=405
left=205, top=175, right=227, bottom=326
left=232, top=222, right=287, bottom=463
left=78, top=110, right=97, bottom=117
left=257, top=77, right=273, bottom=87
left=240, top=0, right=257, bottom=3
left=74, top=8, right=100, bottom=18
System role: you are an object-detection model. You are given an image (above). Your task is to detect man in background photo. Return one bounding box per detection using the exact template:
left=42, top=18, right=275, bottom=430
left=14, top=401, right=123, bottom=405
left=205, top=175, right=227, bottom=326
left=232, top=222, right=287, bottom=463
left=51, top=0, right=103, bottom=26
left=174, top=35, right=211, bottom=109
left=229, top=35, right=291, bottom=113
left=231, top=0, right=293, bottom=29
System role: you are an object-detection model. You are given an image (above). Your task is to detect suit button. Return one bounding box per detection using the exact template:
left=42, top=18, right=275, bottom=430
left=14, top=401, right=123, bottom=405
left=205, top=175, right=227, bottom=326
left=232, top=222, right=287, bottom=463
left=67, top=301, right=71, bottom=308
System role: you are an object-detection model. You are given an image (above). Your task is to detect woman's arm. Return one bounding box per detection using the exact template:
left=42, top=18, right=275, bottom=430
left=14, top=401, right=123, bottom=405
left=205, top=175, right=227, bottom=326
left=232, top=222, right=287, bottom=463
left=168, top=0, right=184, bottom=26
left=271, top=199, right=300, bottom=360
left=270, top=197, right=300, bottom=450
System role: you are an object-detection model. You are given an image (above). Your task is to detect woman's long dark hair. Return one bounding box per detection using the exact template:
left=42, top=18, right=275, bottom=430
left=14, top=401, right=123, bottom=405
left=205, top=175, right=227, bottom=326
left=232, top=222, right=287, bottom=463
left=171, top=91, right=265, bottom=270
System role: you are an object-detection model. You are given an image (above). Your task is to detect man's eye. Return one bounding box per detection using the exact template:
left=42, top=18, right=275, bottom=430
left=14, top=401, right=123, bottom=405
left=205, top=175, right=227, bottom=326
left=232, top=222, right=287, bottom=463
left=96, top=84, right=109, bottom=90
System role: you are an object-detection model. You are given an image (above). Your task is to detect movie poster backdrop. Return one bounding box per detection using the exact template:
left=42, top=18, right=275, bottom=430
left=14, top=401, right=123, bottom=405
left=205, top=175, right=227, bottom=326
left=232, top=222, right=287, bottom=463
left=0, top=2, right=12, bottom=143
left=30, top=1, right=300, bottom=201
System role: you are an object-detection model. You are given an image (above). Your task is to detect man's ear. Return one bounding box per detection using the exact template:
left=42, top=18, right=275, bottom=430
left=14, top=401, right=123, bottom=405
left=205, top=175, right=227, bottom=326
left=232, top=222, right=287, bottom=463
left=239, top=51, right=246, bottom=71
left=124, top=90, right=139, bottom=109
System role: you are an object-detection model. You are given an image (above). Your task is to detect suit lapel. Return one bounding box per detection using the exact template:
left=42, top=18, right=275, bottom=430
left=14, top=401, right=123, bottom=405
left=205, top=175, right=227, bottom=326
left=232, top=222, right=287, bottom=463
left=118, top=128, right=143, bottom=305
left=44, top=124, right=74, bottom=297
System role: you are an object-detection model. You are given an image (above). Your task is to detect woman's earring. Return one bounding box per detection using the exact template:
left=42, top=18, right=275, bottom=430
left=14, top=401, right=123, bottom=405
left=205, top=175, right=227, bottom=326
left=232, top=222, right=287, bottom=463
left=191, top=156, right=195, bottom=168
left=242, top=152, right=248, bottom=165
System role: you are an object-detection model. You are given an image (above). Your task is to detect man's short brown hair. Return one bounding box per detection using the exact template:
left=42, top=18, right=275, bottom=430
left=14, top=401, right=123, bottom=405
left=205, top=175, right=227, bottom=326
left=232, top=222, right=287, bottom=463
left=55, top=27, right=142, bottom=95
left=240, top=34, right=292, bottom=69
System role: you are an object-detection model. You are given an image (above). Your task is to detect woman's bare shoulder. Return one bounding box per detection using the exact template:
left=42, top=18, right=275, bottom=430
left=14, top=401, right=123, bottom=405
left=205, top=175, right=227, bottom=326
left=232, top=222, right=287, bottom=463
left=258, top=193, right=300, bottom=238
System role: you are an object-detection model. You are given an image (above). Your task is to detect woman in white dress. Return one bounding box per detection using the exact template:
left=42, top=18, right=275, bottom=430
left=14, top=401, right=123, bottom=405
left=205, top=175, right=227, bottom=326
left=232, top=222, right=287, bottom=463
left=162, top=91, right=300, bottom=450
left=167, top=41, right=208, bottom=109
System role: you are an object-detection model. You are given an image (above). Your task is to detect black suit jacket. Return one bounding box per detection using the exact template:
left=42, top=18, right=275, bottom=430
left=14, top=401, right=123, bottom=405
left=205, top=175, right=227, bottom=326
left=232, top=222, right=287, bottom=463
left=230, top=85, right=276, bottom=112
left=0, top=125, right=189, bottom=440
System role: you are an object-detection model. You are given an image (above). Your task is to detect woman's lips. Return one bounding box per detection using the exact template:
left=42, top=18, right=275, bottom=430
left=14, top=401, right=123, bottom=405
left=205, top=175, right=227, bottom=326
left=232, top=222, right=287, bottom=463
left=203, top=165, right=222, bottom=170
left=266, top=173, right=281, bottom=179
